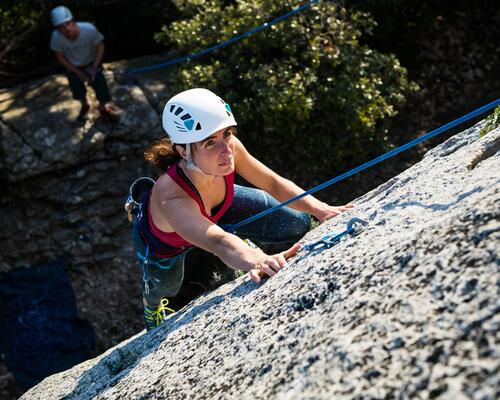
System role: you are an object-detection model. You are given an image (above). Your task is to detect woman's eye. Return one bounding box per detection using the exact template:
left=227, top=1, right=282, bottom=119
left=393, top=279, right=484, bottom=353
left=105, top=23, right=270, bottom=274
left=224, top=131, right=232, bottom=138
left=205, top=140, right=215, bottom=147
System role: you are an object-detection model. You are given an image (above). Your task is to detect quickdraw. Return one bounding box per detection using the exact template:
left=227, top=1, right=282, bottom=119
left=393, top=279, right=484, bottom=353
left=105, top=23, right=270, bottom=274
left=300, top=217, right=368, bottom=254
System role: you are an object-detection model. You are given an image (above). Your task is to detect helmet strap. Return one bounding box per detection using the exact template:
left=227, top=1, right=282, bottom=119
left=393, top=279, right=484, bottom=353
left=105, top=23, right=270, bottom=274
left=185, top=143, right=213, bottom=176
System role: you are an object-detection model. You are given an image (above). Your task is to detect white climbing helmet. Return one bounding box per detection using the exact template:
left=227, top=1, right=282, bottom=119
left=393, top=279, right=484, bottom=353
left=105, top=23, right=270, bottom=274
left=50, top=6, right=73, bottom=26
left=162, top=88, right=237, bottom=144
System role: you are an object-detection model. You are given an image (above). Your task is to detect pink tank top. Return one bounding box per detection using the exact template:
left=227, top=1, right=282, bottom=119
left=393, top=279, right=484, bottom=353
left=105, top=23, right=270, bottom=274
left=148, top=162, right=234, bottom=250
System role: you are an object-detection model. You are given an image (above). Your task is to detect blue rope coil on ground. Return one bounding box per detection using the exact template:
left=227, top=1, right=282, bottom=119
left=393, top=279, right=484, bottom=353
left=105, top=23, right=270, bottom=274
left=0, top=261, right=95, bottom=389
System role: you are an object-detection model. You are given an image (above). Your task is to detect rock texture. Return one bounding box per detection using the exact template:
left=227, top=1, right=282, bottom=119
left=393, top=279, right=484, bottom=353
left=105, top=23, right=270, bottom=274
left=0, top=55, right=180, bottom=348
left=0, top=57, right=179, bottom=397
left=20, top=119, right=499, bottom=399
left=0, top=59, right=167, bottom=272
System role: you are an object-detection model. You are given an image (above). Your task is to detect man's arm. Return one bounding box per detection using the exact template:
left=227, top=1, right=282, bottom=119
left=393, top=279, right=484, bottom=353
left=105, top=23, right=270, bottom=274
left=90, top=42, right=105, bottom=81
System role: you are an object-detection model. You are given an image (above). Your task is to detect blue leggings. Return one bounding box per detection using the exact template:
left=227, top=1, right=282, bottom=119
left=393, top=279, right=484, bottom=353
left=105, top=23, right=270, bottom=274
left=135, top=185, right=311, bottom=306
left=219, top=185, right=311, bottom=245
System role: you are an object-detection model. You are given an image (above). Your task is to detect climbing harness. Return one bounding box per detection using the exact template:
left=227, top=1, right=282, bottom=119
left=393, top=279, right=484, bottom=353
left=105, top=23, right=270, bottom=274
left=125, top=0, right=320, bottom=75
left=299, top=217, right=368, bottom=254
left=126, top=177, right=184, bottom=295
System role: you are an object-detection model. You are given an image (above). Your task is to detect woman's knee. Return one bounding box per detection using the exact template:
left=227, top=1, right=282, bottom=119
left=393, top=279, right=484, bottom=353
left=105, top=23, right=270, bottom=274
left=293, top=211, right=312, bottom=236
left=278, top=210, right=311, bottom=241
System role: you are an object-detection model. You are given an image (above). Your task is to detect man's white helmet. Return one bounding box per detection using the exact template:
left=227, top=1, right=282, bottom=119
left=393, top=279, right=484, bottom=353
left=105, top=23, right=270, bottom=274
left=162, top=88, right=237, bottom=144
left=51, top=6, right=73, bottom=26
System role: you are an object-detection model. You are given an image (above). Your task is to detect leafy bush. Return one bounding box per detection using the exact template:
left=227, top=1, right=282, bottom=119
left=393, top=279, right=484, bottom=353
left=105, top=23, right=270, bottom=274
left=480, top=106, right=500, bottom=137
left=0, top=1, right=48, bottom=83
left=156, top=0, right=418, bottom=180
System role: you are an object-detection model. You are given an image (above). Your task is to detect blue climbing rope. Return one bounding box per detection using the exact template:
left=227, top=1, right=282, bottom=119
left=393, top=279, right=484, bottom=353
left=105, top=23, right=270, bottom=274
left=125, top=0, right=320, bottom=75
left=224, top=98, right=500, bottom=233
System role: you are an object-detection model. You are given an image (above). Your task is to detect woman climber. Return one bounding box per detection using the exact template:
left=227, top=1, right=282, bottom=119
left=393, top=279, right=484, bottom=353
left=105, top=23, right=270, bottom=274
left=127, top=88, right=353, bottom=330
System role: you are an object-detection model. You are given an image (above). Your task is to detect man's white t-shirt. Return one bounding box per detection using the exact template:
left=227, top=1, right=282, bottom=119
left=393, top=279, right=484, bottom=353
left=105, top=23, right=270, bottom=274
left=50, top=22, right=104, bottom=67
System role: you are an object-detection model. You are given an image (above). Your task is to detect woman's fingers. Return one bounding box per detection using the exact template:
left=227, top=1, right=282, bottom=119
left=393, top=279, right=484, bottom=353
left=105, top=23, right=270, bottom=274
left=249, top=265, right=274, bottom=283
left=320, top=203, right=358, bottom=222
left=249, top=269, right=262, bottom=283
left=274, top=254, right=288, bottom=269
left=259, top=262, right=277, bottom=277
left=281, top=243, right=301, bottom=260
left=249, top=249, right=302, bottom=283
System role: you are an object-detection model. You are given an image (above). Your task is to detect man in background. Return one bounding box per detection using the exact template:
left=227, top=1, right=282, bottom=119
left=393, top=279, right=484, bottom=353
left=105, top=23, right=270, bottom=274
left=49, top=5, right=119, bottom=121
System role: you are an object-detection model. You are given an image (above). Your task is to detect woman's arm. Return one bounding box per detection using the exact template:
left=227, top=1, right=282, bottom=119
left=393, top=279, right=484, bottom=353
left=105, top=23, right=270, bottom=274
left=234, top=137, right=354, bottom=222
left=154, top=182, right=294, bottom=282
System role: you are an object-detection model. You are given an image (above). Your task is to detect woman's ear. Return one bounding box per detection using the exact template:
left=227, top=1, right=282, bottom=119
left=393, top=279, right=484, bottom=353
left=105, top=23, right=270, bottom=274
left=175, top=144, right=187, bottom=160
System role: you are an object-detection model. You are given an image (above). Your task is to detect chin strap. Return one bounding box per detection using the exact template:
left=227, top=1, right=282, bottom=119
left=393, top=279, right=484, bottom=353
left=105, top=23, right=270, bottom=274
left=185, top=144, right=214, bottom=176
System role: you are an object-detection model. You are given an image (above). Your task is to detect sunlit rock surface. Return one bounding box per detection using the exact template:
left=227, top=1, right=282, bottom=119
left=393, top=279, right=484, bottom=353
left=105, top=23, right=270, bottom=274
left=0, top=57, right=174, bottom=366
left=21, top=120, right=499, bottom=399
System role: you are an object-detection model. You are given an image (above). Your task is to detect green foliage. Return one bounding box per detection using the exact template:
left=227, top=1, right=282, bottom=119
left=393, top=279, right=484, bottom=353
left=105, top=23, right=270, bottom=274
left=0, top=1, right=47, bottom=76
left=156, top=0, right=418, bottom=177
left=480, top=106, right=500, bottom=137
left=0, top=2, right=41, bottom=38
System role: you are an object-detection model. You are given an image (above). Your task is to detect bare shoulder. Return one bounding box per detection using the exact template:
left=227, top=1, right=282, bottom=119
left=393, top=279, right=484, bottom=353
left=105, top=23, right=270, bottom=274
left=150, top=171, right=194, bottom=232
left=233, top=135, right=245, bottom=152
left=233, top=136, right=250, bottom=163
left=154, top=172, right=187, bottom=203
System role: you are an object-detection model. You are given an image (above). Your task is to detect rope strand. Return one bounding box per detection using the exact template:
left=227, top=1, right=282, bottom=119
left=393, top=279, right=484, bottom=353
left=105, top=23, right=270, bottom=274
left=224, top=99, right=500, bottom=233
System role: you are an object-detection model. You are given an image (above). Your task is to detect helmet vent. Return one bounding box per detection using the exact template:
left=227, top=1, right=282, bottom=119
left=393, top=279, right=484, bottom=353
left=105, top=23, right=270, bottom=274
left=170, top=105, right=175, bottom=112
left=195, top=122, right=202, bottom=130
left=180, top=113, right=192, bottom=121
left=174, top=107, right=184, bottom=116
left=174, top=121, right=187, bottom=132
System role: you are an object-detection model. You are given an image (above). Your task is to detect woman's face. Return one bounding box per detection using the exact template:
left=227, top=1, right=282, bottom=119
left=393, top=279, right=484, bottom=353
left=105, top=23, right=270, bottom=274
left=192, top=126, right=236, bottom=175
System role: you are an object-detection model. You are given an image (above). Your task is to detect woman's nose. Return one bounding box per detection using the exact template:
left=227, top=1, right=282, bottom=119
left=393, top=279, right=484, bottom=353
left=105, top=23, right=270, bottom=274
left=219, top=140, right=232, bottom=153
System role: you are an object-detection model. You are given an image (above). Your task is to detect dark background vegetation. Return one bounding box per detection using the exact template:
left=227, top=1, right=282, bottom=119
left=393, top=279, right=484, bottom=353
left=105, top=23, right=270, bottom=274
left=1, top=0, right=499, bottom=398
left=0, top=0, right=177, bottom=88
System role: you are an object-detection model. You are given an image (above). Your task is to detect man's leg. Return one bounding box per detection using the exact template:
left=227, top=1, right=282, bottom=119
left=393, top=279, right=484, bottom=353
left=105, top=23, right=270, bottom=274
left=89, top=67, right=111, bottom=105
left=90, top=68, right=120, bottom=120
left=66, top=72, right=89, bottom=119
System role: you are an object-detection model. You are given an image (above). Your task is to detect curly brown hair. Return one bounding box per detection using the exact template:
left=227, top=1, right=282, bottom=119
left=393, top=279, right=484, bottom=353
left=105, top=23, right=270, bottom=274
left=144, top=126, right=237, bottom=173
left=144, top=139, right=186, bottom=172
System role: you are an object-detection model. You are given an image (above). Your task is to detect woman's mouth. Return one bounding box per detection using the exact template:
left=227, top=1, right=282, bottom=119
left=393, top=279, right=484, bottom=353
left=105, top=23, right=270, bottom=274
left=218, top=158, right=232, bottom=167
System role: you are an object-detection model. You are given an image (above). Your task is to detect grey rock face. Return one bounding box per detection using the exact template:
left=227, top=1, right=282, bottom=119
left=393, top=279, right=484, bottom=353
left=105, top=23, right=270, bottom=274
left=0, top=59, right=172, bottom=370
left=0, top=66, right=163, bottom=272
left=20, top=119, right=499, bottom=399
